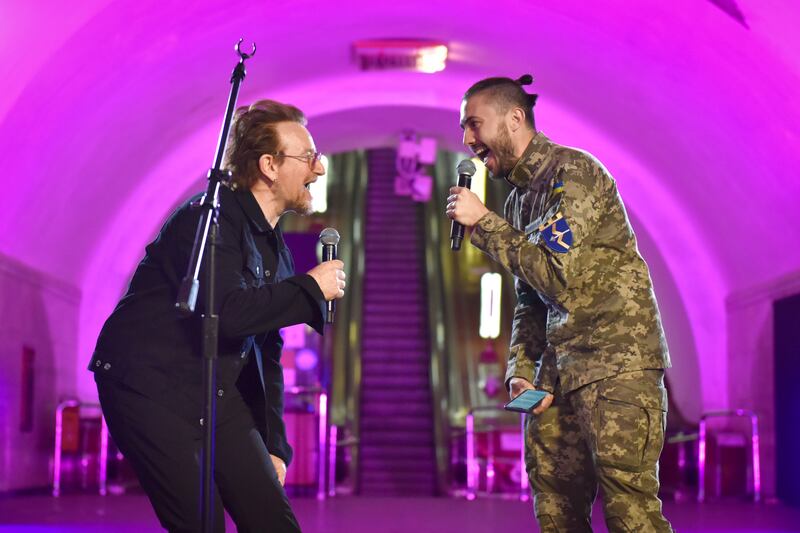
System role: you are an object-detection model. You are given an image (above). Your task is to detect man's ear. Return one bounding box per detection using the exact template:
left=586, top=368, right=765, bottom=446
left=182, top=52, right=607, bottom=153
left=508, top=106, right=526, bottom=133
left=259, top=154, right=279, bottom=182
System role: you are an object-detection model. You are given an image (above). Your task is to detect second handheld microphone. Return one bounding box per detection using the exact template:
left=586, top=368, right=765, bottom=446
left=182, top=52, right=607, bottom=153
left=450, top=159, right=478, bottom=251
left=319, top=227, right=340, bottom=324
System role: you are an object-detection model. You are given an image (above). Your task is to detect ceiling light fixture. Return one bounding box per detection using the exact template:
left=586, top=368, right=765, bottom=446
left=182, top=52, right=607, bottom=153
left=353, top=38, right=448, bottom=73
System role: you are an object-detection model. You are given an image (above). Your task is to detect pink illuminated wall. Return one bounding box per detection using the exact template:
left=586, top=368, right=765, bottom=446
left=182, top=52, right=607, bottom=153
left=1, top=0, right=799, bottom=494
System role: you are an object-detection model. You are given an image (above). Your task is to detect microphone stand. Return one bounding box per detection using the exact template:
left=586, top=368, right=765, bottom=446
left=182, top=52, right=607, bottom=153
left=175, top=39, right=256, bottom=533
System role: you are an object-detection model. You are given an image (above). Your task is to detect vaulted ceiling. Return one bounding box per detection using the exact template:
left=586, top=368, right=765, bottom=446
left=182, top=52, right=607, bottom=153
left=1, top=0, right=798, bottom=411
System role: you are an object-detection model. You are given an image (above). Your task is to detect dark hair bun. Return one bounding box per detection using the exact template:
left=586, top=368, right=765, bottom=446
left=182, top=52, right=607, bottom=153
left=515, top=74, right=534, bottom=86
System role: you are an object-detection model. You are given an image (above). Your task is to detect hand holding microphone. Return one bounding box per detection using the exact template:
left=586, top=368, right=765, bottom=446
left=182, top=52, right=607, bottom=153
left=308, top=228, right=345, bottom=323
left=308, top=260, right=345, bottom=299
left=446, top=159, right=487, bottom=250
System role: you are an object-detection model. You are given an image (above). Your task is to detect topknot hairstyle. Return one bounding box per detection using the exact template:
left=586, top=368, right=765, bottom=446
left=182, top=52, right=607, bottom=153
left=463, top=74, right=538, bottom=128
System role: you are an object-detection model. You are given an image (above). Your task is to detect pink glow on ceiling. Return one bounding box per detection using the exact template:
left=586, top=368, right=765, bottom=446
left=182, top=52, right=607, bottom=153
left=77, top=77, right=722, bottom=415
left=0, top=0, right=798, bottom=410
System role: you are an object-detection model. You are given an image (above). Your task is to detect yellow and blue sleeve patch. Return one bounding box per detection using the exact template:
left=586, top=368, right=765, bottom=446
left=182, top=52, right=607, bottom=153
left=538, top=212, right=572, bottom=253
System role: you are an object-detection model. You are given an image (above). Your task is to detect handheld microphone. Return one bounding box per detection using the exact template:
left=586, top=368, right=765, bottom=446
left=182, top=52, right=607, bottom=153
left=319, top=227, right=340, bottom=324
left=450, top=159, right=477, bottom=251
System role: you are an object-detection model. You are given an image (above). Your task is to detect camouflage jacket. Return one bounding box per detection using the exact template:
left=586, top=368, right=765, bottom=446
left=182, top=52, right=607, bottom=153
left=471, top=132, right=671, bottom=394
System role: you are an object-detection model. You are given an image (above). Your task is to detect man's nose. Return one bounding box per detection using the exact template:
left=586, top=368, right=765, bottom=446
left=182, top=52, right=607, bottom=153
left=462, top=129, right=474, bottom=148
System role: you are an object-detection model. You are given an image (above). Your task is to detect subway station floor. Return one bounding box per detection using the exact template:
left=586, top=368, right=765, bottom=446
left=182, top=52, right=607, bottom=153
left=1, top=492, right=800, bottom=532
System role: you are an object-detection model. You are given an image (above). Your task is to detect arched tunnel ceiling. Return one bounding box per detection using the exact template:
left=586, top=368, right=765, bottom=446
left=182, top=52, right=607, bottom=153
left=2, top=0, right=798, bottom=289
left=1, top=0, right=799, bottom=408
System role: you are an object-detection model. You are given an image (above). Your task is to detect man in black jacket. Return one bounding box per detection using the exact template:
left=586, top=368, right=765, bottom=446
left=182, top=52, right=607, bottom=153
left=89, top=100, right=345, bottom=532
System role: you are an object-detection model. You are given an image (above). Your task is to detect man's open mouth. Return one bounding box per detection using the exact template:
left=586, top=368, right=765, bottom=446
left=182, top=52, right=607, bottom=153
left=474, top=146, right=491, bottom=164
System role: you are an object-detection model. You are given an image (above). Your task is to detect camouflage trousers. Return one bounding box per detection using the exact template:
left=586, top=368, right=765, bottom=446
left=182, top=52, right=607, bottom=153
left=525, top=369, right=673, bottom=532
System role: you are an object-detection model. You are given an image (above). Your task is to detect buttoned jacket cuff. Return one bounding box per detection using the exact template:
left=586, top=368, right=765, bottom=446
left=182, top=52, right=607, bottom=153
left=504, top=345, right=537, bottom=392
left=533, top=350, right=559, bottom=394
left=266, top=442, right=293, bottom=468
left=285, top=274, right=326, bottom=335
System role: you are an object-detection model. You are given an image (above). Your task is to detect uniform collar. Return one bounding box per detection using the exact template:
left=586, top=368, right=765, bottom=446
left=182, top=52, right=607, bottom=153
left=505, top=131, right=552, bottom=189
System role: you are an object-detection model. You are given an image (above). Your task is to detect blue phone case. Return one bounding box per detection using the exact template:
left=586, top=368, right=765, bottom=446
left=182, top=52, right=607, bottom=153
left=503, top=389, right=548, bottom=413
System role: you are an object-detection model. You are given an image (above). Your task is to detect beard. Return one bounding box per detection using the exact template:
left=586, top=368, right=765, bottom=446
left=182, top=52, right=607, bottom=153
left=487, top=123, right=517, bottom=180
left=286, top=190, right=314, bottom=216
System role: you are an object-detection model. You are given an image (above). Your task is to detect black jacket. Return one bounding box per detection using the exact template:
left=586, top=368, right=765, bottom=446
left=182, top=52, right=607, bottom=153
left=89, top=185, right=325, bottom=465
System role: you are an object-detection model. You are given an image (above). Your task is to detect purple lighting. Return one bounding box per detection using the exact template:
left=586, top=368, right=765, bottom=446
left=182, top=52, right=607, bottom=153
left=1, top=0, right=799, bottom=508
left=698, top=418, right=707, bottom=503
left=697, top=410, right=761, bottom=503
left=295, top=349, right=319, bottom=372
left=466, top=411, right=476, bottom=501
left=318, top=392, right=328, bottom=501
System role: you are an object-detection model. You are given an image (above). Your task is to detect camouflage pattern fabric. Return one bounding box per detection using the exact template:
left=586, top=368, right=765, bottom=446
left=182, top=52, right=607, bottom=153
left=470, top=131, right=671, bottom=394
left=469, top=132, right=674, bottom=530
left=526, top=370, right=673, bottom=532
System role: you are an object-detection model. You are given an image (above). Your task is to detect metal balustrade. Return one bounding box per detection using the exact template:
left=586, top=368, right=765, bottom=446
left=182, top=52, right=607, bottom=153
left=52, top=391, right=336, bottom=499
left=698, top=409, right=761, bottom=503
left=52, top=401, right=108, bottom=497
left=465, top=406, right=528, bottom=501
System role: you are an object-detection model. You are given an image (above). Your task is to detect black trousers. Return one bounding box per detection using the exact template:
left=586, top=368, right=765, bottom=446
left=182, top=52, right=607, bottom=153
left=97, top=379, right=302, bottom=533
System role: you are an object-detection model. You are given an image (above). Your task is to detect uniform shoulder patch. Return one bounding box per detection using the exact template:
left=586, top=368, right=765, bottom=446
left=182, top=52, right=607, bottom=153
left=538, top=212, right=573, bottom=253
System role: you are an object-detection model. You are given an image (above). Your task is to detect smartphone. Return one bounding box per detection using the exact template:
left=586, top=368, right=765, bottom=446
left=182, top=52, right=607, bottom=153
left=503, top=389, right=548, bottom=413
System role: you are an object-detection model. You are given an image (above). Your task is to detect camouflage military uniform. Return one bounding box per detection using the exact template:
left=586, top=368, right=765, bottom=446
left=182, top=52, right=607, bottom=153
left=471, top=132, right=673, bottom=532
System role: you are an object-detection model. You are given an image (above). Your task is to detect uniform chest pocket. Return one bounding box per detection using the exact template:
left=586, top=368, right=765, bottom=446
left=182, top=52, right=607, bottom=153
left=245, top=253, right=266, bottom=288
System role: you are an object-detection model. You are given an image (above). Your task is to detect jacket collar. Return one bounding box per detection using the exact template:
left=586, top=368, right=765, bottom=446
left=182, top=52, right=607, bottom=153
left=229, top=186, right=274, bottom=235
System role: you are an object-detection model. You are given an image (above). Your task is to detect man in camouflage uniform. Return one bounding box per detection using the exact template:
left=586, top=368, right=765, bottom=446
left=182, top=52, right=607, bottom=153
left=446, top=75, right=673, bottom=532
